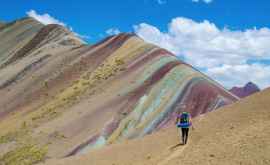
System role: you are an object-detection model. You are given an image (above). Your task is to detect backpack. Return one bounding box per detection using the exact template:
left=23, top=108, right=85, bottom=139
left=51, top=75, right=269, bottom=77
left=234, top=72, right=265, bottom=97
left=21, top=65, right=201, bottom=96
left=177, top=113, right=191, bottom=128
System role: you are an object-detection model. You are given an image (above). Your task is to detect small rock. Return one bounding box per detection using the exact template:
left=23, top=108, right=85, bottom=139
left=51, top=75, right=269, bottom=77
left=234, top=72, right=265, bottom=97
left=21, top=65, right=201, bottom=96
left=209, top=154, right=215, bottom=157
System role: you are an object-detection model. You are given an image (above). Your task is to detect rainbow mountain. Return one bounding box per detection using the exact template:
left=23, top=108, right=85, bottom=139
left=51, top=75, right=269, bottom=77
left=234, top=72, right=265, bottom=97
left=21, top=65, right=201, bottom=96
left=0, top=17, right=237, bottom=164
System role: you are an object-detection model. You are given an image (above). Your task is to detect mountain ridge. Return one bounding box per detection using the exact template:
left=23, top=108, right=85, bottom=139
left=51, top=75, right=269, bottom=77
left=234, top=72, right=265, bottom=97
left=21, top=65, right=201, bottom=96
left=0, top=17, right=238, bottom=165
left=230, top=82, right=260, bottom=98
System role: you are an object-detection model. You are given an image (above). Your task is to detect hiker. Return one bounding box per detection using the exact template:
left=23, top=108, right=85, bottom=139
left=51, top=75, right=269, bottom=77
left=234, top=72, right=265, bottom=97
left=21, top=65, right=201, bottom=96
left=175, top=111, right=193, bottom=145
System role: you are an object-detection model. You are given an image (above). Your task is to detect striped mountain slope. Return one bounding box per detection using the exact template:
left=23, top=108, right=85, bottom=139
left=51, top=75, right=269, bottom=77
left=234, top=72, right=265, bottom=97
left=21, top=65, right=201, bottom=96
left=42, top=88, right=270, bottom=165
left=0, top=18, right=44, bottom=66
left=0, top=18, right=237, bottom=165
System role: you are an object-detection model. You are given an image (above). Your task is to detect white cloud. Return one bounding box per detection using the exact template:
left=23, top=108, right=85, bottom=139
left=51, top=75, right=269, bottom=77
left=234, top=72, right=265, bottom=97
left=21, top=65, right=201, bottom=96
left=207, top=64, right=270, bottom=89
left=192, top=0, right=213, bottom=4
left=134, top=17, right=270, bottom=89
left=106, top=28, right=121, bottom=35
left=26, top=10, right=90, bottom=41
left=27, top=10, right=66, bottom=26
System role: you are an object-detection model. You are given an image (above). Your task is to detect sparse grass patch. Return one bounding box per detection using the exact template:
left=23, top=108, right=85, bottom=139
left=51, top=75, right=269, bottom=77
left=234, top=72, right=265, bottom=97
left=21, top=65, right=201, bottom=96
left=0, top=132, right=18, bottom=144
left=31, top=108, right=58, bottom=122
left=30, top=57, right=126, bottom=124
left=0, top=128, right=28, bottom=145
left=43, top=81, right=49, bottom=88
left=16, top=55, right=127, bottom=137
left=0, top=144, right=47, bottom=165
left=51, top=131, right=67, bottom=139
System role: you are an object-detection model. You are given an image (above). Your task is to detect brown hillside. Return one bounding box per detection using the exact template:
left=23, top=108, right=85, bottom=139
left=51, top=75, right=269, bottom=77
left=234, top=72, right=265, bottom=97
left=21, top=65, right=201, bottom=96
left=42, top=88, right=270, bottom=165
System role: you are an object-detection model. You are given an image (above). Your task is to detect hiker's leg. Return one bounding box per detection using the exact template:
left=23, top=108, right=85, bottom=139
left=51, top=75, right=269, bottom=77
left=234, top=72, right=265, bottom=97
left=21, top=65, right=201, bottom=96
left=185, top=128, right=189, bottom=144
left=181, top=128, right=185, bottom=144
left=182, top=128, right=187, bottom=144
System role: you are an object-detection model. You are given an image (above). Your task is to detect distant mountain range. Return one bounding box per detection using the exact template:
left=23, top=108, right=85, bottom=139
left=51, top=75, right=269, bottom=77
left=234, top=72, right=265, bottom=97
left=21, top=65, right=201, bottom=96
left=230, top=82, right=260, bottom=98
left=0, top=17, right=238, bottom=164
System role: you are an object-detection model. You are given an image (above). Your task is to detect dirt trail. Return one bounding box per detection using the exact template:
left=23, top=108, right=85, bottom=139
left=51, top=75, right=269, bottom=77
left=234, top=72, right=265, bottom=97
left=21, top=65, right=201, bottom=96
left=158, top=145, right=187, bottom=165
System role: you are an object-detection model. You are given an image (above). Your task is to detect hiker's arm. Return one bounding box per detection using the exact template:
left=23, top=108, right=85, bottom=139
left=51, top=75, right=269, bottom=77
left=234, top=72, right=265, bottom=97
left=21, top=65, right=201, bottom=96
left=175, top=117, right=179, bottom=124
left=190, top=118, right=195, bottom=130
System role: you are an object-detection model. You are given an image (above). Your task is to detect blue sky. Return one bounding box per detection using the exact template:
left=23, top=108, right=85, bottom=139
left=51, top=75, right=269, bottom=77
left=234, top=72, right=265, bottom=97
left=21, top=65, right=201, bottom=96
left=1, top=0, right=270, bottom=89
left=1, top=0, right=270, bottom=42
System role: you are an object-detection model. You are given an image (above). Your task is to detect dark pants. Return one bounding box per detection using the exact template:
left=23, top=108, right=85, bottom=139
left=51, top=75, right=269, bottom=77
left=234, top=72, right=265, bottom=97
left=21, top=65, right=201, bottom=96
left=181, top=128, right=189, bottom=144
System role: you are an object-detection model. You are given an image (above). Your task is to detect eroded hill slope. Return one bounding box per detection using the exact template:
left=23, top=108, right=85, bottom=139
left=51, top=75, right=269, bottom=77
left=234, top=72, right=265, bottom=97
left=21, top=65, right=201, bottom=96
left=0, top=18, right=237, bottom=165
left=42, top=88, right=270, bottom=165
